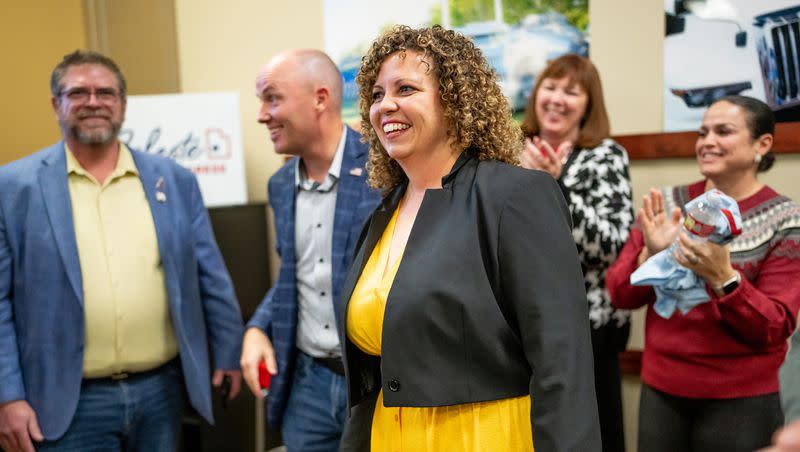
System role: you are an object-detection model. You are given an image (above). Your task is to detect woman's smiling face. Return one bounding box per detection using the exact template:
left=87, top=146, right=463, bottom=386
left=534, top=76, right=588, bottom=143
left=695, top=100, right=763, bottom=180
left=369, top=50, right=450, bottom=164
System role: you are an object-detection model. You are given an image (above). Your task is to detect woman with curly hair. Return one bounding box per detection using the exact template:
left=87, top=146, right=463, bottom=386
left=519, top=54, right=634, bottom=452
left=333, top=25, right=601, bottom=451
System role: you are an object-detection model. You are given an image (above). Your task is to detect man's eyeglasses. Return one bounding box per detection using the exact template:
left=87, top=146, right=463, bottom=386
left=59, top=87, right=121, bottom=104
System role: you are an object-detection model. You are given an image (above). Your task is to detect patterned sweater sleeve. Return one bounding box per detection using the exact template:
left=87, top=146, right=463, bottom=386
left=710, top=205, right=800, bottom=348
left=561, top=140, right=634, bottom=267
left=606, top=226, right=656, bottom=310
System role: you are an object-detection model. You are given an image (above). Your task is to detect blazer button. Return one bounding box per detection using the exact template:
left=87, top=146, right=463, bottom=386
left=388, top=379, right=401, bottom=392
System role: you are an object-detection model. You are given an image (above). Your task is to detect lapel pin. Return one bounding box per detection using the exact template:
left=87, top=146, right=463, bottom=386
left=155, top=177, right=167, bottom=203
left=349, top=167, right=363, bottom=176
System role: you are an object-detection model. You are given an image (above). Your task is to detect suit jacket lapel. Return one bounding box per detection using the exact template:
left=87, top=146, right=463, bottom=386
left=277, top=164, right=297, bottom=266
left=332, top=128, right=365, bottom=279
left=131, top=152, right=180, bottom=308
left=336, top=184, right=403, bottom=336
left=39, top=143, right=84, bottom=305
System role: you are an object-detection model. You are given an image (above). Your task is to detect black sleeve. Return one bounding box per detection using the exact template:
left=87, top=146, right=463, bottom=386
left=497, top=170, right=602, bottom=451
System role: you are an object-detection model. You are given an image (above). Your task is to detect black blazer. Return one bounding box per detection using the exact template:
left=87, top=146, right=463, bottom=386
left=334, top=151, right=602, bottom=451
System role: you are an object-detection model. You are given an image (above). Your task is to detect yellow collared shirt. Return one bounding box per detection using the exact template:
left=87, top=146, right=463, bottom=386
left=66, top=144, right=178, bottom=378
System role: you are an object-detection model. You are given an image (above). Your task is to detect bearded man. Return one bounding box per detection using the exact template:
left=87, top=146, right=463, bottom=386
left=0, top=50, right=245, bottom=452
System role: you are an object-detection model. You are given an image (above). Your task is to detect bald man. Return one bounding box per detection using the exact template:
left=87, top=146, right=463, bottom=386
left=240, top=50, right=380, bottom=452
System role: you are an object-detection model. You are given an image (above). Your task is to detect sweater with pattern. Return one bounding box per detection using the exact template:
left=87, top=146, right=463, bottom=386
left=607, top=181, right=800, bottom=398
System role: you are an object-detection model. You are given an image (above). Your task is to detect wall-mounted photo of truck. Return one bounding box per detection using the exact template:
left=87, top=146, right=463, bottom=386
left=754, top=5, right=800, bottom=121
left=664, top=0, right=800, bottom=131
left=335, top=0, right=589, bottom=122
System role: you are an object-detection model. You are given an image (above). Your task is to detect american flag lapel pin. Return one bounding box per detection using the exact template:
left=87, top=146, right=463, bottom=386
left=349, top=167, right=363, bottom=176
left=155, top=177, right=167, bottom=203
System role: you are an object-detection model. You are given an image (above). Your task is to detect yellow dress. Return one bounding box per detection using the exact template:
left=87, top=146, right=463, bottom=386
left=346, top=207, right=534, bottom=452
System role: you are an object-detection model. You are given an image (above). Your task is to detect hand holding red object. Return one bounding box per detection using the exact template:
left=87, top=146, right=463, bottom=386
left=258, top=361, right=271, bottom=397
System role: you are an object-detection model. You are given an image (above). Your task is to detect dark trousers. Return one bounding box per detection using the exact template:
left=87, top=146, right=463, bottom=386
left=592, top=324, right=627, bottom=452
left=638, top=383, right=783, bottom=452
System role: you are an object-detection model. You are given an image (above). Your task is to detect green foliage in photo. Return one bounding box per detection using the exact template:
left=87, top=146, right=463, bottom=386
left=430, top=0, right=589, bottom=30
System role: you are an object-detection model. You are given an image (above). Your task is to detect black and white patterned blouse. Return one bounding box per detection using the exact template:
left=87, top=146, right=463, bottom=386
left=559, top=138, right=634, bottom=330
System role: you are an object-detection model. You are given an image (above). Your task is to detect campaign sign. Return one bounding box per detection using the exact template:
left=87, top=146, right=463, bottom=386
left=119, top=91, right=247, bottom=207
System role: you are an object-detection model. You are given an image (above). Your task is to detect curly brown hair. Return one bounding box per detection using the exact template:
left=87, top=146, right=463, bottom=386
left=356, top=25, right=522, bottom=192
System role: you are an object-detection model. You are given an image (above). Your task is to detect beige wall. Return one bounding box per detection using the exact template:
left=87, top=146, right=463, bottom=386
left=0, top=1, right=87, bottom=163
left=84, top=0, right=181, bottom=95
left=0, top=0, right=181, bottom=165
left=174, top=0, right=325, bottom=203
left=591, top=0, right=664, bottom=135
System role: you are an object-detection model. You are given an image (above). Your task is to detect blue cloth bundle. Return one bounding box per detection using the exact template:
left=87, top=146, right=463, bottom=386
left=630, top=189, right=743, bottom=318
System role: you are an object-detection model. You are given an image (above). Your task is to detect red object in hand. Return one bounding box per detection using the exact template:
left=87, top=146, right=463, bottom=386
left=258, top=361, right=272, bottom=395
left=538, top=145, right=548, bottom=158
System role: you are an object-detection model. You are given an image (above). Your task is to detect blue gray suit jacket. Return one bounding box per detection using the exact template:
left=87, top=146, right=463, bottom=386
left=0, top=142, right=245, bottom=440
left=247, top=126, right=380, bottom=429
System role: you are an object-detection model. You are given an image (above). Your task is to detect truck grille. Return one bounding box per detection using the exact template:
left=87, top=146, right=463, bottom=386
left=769, top=19, right=800, bottom=102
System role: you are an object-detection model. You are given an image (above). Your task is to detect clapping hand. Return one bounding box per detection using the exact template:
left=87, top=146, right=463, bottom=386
left=637, top=189, right=682, bottom=265
left=520, top=137, right=573, bottom=180
left=639, top=189, right=736, bottom=286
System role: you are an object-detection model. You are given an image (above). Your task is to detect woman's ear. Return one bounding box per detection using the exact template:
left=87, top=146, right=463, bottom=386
left=755, top=133, right=773, bottom=156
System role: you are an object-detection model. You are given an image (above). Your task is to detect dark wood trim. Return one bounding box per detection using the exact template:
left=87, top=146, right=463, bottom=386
left=614, top=122, right=800, bottom=160
left=619, top=349, right=643, bottom=376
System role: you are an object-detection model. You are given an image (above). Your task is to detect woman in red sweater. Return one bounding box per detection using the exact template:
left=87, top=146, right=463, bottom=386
left=606, top=95, right=800, bottom=452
